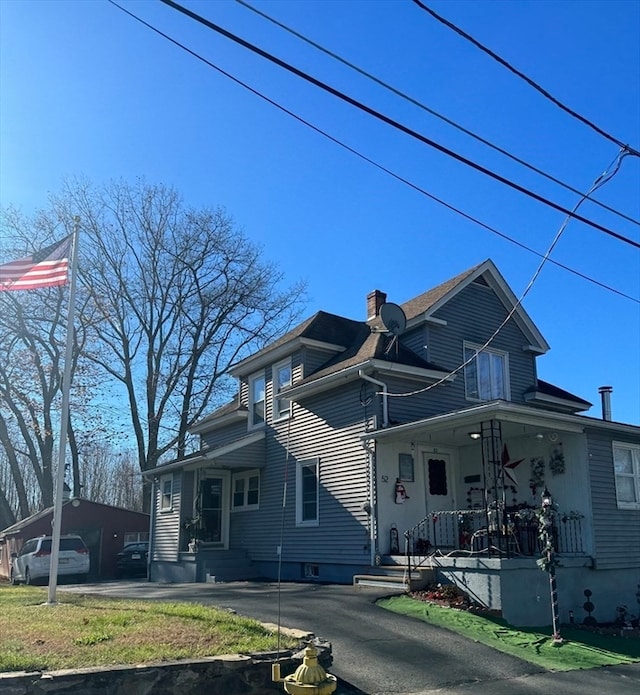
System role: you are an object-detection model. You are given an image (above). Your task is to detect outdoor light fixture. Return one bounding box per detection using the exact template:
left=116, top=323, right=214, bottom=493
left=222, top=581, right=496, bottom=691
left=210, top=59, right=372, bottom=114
left=535, top=433, right=544, bottom=440
left=468, top=432, right=481, bottom=440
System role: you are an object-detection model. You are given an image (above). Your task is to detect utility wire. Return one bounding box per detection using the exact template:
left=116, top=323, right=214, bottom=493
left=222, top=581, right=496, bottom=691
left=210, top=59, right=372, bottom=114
left=158, top=0, right=640, bottom=250
left=236, top=0, right=639, bottom=228
left=388, top=148, right=631, bottom=399
left=107, top=0, right=639, bottom=304
left=412, top=0, right=640, bottom=158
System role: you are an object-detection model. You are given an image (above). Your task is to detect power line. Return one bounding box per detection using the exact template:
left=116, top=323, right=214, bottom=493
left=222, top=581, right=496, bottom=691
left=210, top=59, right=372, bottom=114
left=158, top=0, right=640, bottom=250
left=411, top=0, right=640, bottom=158
left=388, top=149, right=630, bottom=399
left=107, top=0, right=639, bottom=305
left=236, top=0, right=639, bottom=228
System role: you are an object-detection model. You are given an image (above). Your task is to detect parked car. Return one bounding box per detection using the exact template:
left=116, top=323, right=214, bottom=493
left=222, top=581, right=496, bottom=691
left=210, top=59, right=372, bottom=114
left=115, top=541, right=149, bottom=578
left=10, top=535, right=90, bottom=585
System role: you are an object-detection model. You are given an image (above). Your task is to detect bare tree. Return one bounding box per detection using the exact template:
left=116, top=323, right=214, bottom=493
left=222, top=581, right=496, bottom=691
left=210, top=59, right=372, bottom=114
left=1, top=179, right=305, bottom=515
left=55, top=179, right=305, bottom=481
left=0, top=204, right=112, bottom=519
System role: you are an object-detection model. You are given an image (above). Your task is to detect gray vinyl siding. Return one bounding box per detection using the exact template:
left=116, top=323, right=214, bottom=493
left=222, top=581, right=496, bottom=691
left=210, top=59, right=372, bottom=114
left=201, top=419, right=249, bottom=450
left=422, top=282, right=536, bottom=407
left=229, top=380, right=371, bottom=566
left=383, top=374, right=451, bottom=425
left=153, top=473, right=181, bottom=562
left=301, top=346, right=338, bottom=377
left=587, top=429, right=640, bottom=569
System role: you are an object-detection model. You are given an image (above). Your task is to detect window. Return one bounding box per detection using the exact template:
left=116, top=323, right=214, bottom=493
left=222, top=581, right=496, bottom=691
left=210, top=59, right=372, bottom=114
left=613, top=442, right=640, bottom=510
left=160, top=475, right=173, bottom=511
left=273, top=358, right=292, bottom=420
left=296, top=458, right=319, bottom=526
left=249, top=373, right=266, bottom=428
left=464, top=343, right=509, bottom=401
left=232, top=470, right=260, bottom=511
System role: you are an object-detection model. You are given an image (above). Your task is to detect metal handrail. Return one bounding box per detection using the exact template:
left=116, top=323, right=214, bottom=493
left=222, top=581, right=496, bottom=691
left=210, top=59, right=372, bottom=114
left=404, top=507, right=585, bottom=577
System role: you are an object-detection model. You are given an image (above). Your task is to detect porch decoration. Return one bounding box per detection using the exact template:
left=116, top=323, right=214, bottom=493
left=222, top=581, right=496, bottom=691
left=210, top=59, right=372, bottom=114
left=182, top=516, right=203, bottom=552
left=501, top=445, right=524, bottom=486
left=537, top=488, right=563, bottom=644
left=548, top=447, right=566, bottom=476
left=529, top=457, right=545, bottom=495
left=394, top=478, right=409, bottom=504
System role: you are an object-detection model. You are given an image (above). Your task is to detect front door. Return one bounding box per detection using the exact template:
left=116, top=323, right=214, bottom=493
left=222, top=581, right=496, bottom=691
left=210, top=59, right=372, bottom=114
left=199, top=476, right=228, bottom=547
left=423, top=451, right=455, bottom=514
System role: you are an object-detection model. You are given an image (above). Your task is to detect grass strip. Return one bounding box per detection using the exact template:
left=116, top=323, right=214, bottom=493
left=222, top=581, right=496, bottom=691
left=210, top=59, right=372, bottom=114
left=377, top=595, right=640, bottom=671
left=0, top=586, right=297, bottom=672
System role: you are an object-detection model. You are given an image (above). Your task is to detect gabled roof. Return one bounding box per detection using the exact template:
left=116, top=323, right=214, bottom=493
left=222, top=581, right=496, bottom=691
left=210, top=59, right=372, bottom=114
left=402, top=259, right=549, bottom=354
left=230, top=311, right=363, bottom=378
left=196, top=259, right=554, bottom=426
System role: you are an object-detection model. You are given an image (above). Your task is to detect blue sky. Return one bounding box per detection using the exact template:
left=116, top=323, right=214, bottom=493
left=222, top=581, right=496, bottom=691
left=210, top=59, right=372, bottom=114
left=1, top=0, right=639, bottom=424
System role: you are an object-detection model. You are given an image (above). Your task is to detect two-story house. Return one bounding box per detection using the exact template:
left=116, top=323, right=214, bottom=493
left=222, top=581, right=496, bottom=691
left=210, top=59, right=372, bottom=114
left=145, top=260, right=640, bottom=627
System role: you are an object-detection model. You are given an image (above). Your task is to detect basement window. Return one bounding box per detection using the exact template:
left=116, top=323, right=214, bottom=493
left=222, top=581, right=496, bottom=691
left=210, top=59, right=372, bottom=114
left=303, top=563, right=319, bottom=579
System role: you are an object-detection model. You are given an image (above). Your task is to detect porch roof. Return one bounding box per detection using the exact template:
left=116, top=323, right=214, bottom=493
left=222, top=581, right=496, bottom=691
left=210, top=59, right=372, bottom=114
left=361, top=400, right=639, bottom=448
left=145, top=430, right=266, bottom=476
left=361, top=400, right=588, bottom=448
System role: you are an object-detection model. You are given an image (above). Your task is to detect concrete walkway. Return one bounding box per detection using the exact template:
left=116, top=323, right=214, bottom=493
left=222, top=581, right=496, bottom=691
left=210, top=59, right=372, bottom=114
left=63, top=580, right=640, bottom=695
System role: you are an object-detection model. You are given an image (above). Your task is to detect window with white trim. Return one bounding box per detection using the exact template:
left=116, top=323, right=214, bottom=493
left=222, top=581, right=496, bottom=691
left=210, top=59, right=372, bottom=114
left=273, top=358, right=292, bottom=420
left=613, top=442, right=640, bottom=510
left=249, top=373, right=266, bottom=428
left=232, top=470, right=260, bottom=511
left=296, top=458, right=319, bottom=526
left=464, top=343, right=509, bottom=401
left=160, top=475, right=173, bottom=511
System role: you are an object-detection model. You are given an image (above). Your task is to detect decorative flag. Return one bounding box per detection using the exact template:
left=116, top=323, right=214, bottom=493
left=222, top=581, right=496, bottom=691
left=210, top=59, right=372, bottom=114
left=0, top=235, right=72, bottom=291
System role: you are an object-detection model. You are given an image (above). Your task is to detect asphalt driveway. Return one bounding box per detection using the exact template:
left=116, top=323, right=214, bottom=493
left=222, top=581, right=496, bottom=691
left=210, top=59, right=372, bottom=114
left=63, top=580, right=640, bottom=695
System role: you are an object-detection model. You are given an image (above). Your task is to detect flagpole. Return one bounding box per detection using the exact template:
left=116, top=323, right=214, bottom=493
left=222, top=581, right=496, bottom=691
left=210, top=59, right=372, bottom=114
left=47, top=217, right=80, bottom=605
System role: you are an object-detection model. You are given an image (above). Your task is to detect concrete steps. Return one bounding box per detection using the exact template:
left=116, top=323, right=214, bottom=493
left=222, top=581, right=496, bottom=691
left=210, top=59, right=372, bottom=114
left=353, top=564, right=434, bottom=591
left=203, top=549, right=261, bottom=582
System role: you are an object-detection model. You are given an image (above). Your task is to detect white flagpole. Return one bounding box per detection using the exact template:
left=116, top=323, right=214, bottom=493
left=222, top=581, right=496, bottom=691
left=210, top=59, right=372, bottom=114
left=47, top=218, right=80, bottom=605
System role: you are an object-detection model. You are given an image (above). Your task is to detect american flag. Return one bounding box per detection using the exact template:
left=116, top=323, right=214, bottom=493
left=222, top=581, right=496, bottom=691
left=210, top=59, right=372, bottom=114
left=0, top=235, right=73, bottom=291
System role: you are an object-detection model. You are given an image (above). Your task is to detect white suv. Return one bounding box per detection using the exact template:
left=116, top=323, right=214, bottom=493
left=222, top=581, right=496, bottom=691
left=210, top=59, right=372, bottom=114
left=10, top=535, right=90, bottom=585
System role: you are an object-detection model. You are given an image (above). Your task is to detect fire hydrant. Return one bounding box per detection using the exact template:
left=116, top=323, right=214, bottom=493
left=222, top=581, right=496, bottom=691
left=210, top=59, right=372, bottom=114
left=272, top=643, right=337, bottom=695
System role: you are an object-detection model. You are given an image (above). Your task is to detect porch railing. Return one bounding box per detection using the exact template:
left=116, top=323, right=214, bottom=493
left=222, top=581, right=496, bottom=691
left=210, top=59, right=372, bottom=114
left=404, top=507, right=585, bottom=573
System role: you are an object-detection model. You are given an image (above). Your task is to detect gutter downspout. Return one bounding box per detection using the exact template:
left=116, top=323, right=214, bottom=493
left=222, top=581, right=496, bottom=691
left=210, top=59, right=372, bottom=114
left=147, top=476, right=157, bottom=582
left=359, top=370, right=389, bottom=428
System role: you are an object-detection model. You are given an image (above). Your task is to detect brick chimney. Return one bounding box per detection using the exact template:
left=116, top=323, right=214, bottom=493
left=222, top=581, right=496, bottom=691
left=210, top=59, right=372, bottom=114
left=367, top=290, right=387, bottom=320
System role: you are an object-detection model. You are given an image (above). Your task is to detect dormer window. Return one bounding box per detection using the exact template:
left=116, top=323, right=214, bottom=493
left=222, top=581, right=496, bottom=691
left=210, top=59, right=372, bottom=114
left=249, top=373, right=266, bottom=428
left=464, top=342, right=510, bottom=401
left=273, top=358, right=292, bottom=420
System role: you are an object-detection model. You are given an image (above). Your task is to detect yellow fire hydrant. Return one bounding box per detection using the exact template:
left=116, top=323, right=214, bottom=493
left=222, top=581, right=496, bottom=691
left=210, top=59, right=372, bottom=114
left=272, top=643, right=337, bottom=695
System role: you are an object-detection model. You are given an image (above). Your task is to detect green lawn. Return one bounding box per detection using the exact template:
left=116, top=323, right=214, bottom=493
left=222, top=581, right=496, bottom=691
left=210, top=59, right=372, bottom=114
left=378, top=595, right=640, bottom=671
left=0, top=585, right=297, bottom=672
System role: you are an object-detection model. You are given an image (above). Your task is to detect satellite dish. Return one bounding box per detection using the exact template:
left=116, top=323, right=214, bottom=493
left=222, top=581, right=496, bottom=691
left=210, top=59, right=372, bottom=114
left=379, top=303, right=407, bottom=336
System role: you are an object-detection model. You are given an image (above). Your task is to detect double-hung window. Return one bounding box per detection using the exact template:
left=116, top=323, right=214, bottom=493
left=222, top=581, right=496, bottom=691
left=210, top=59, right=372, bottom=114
left=160, top=475, right=173, bottom=511
left=273, top=358, right=292, bottom=420
left=464, top=343, right=509, bottom=401
left=232, top=470, right=260, bottom=511
left=249, top=373, right=266, bottom=428
left=613, top=442, right=640, bottom=510
left=296, top=458, right=319, bottom=526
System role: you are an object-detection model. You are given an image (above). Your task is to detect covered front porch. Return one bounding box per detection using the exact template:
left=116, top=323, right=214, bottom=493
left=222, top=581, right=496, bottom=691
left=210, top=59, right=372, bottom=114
left=360, top=401, right=593, bottom=625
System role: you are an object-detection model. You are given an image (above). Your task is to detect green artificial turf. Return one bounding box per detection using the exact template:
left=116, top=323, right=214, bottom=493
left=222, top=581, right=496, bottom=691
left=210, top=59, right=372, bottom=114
left=378, top=595, right=640, bottom=671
